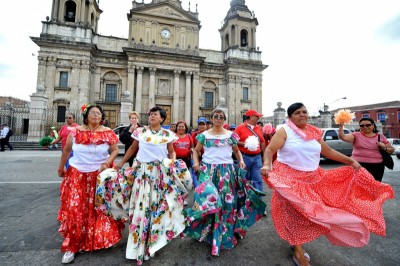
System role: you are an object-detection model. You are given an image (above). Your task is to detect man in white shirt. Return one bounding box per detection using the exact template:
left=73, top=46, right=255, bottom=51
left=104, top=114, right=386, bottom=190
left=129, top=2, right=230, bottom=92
left=0, top=124, right=13, bottom=151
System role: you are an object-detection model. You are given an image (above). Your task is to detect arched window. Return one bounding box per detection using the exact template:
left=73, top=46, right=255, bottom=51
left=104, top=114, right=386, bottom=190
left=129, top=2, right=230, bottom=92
left=240, top=29, right=248, bottom=47
left=231, top=25, right=236, bottom=45
left=64, top=1, right=77, bottom=22
left=225, top=34, right=229, bottom=49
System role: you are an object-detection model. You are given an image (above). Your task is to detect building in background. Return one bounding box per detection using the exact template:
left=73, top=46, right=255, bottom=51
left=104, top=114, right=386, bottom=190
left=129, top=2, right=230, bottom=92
left=262, top=101, right=400, bottom=138
left=28, top=0, right=267, bottom=141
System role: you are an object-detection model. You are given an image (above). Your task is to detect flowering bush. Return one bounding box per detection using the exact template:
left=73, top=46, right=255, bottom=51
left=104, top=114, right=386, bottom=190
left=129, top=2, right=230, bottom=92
left=334, top=109, right=355, bottom=124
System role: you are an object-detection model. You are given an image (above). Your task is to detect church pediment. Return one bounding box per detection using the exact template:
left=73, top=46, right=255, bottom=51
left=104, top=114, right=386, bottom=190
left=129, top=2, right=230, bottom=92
left=130, top=3, right=200, bottom=25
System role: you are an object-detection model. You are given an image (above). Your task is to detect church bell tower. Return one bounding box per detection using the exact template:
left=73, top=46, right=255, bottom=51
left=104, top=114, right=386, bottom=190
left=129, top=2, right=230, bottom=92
left=219, top=0, right=258, bottom=52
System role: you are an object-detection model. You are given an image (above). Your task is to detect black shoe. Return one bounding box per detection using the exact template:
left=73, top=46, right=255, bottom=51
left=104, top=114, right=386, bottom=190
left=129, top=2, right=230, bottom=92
left=10, top=147, right=13, bottom=151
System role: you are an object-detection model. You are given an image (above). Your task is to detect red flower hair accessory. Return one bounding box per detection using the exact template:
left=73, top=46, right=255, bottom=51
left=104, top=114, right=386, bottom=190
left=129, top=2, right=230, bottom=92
left=81, top=103, right=91, bottom=115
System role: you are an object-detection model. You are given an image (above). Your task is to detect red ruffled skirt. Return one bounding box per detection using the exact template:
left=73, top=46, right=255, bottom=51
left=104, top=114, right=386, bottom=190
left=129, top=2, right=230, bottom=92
left=57, top=166, right=123, bottom=253
left=264, top=161, right=394, bottom=247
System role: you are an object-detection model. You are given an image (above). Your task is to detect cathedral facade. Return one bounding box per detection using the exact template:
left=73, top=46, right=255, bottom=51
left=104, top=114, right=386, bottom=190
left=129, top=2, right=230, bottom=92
left=29, top=0, right=267, bottom=140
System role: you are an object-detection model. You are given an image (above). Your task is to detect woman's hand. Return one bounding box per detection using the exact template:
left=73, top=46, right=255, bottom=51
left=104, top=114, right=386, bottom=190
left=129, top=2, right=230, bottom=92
left=129, top=124, right=138, bottom=132
left=239, top=160, right=246, bottom=169
left=260, top=165, right=272, bottom=177
left=350, top=160, right=362, bottom=170
left=192, top=163, right=199, bottom=172
left=114, top=162, right=124, bottom=170
left=99, top=164, right=108, bottom=172
left=57, top=168, right=65, bottom=177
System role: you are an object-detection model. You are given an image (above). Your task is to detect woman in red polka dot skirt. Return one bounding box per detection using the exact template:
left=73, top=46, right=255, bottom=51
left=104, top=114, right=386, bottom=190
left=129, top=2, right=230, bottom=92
left=260, top=103, right=394, bottom=266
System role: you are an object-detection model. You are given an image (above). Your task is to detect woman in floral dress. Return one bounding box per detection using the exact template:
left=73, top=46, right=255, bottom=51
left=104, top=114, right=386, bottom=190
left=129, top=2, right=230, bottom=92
left=96, top=106, right=192, bottom=265
left=184, top=108, right=266, bottom=256
left=57, top=104, right=122, bottom=264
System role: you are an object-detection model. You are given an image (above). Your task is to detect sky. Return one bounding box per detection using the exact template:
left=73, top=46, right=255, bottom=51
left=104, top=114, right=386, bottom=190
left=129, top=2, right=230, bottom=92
left=1, top=0, right=399, bottom=116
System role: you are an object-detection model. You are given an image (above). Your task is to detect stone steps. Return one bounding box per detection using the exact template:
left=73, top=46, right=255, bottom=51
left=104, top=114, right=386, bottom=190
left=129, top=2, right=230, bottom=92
left=9, top=141, right=57, bottom=151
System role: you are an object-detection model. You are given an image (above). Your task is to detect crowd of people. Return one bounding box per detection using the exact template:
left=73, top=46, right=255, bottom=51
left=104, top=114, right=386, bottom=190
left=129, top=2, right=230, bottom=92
left=54, top=103, right=394, bottom=266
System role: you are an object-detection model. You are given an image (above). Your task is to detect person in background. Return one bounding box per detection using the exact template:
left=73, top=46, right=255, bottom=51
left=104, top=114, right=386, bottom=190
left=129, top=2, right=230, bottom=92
left=234, top=109, right=266, bottom=193
left=96, top=106, right=192, bottom=265
left=261, top=102, right=394, bottom=266
left=338, top=118, right=394, bottom=182
left=50, top=113, right=78, bottom=168
left=119, top=111, right=141, bottom=167
left=206, top=120, right=212, bottom=130
left=262, top=123, right=277, bottom=163
left=170, top=122, right=177, bottom=133
left=49, top=126, right=59, bottom=149
left=173, top=120, right=196, bottom=190
left=0, top=124, right=13, bottom=151
left=185, top=108, right=266, bottom=256
left=229, top=124, right=236, bottom=131
left=57, top=104, right=122, bottom=264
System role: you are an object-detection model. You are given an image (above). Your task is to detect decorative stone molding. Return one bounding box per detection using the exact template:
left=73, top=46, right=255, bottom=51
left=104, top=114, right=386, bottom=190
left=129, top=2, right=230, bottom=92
left=104, top=72, right=120, bottom=81
left=38, top=56, right=47, bottom=65
left=57, top=60, right=71, bottom=68
left=46, top=56, right=57, bottom=66
left=71, top=59, right=80, bottom=68
left=174, top=70, right=181, bottom=77
left=136, top=66, right=144, bottom=74
left=81, top=60, right=90, bottom=69
left=158, top=79, right=170, bottom=95
left=185, top=71, right=193, bottom=78
left=193, top=72, right=199, bottom=79
left=149, top=67, right=157, bottom=75
left=203, top=81, right=217, bottom=89
left=127, top=63, right=135, bottom=73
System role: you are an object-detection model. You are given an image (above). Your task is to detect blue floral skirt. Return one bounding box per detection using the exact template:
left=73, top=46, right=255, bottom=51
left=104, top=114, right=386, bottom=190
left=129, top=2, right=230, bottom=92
left=183, top=163, right=266, bottom=255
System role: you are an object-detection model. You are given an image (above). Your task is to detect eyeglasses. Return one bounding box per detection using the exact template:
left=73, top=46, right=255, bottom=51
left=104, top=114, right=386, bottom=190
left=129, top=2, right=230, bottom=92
left=212, top=115, right=225, bottom=120
left=88, top=111, right=102, bottom=116
left=359, top=124, right=372, bottom=128
left=65, top=117, right=73, bottom=119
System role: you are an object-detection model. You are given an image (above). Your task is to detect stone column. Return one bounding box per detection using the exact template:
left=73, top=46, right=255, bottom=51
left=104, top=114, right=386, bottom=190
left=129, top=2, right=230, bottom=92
left=149, top=67, right=157, bottom=108
left=235, top=76, right=242, bottom=123
left=173, top=70, right=181, bottom=122
left=185, top=71, right=192, bottom=124
left=46, top=56, right=57, bottom=101
left=90, top=62, right=99, bottom=103
left=80, top=0, right=85, bottom=23
left=135, top=66, right=144, bottom=113
left=191, top=72, right=200, bottom=127
left=28, top=94, right=49, bottom=142
left=127, top=63, right=135, bottom=103
left=226, top=75, right=236, bottom=124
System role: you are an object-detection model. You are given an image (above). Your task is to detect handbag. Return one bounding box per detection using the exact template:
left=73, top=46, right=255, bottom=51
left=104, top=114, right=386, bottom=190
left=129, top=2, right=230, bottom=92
left=378, top=134, right=394, bottom=170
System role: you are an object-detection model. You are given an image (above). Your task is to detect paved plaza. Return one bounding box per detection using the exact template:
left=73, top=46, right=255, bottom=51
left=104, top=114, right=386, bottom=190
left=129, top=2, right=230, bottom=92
left=0, top=151, right=399, bottom=265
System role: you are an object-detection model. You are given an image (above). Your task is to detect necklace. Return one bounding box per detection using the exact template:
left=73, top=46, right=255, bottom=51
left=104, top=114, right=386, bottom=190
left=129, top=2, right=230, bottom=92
left=149, top=127, right=160, bottom=134
left=87, top=124, right=101, bottom=132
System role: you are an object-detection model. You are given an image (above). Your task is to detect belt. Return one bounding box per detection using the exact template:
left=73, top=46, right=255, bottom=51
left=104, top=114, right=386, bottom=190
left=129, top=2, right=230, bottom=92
left=242, top=153, right=260, bottom=157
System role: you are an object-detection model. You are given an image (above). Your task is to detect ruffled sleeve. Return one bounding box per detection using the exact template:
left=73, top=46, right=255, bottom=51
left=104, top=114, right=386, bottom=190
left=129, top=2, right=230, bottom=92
left=74, top=129, right=118, bottom=145
left=230, top=132, right=239, bottom=145
left=196, top=133, right=206, bottom=145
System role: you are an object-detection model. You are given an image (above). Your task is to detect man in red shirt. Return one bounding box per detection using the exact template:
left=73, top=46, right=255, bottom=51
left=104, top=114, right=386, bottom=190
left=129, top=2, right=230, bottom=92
left=50, top=113, right=78, bottom=169
left=234, top=110, right=266, bottom=193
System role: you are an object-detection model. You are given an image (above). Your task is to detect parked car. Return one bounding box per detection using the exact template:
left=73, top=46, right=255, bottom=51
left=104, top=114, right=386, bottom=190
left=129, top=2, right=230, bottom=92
left=113, top=125, right=128, bottom=155
left=395, top=148, right=400, bottom=159
left=321, top=128, right=353, bottom=158
left=387, top=138, right=400, bottom=155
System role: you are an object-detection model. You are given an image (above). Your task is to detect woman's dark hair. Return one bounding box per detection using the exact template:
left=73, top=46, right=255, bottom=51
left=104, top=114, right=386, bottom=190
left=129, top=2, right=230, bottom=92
left=211, top=108, right=226, bottom=120
left=176, top=120, right=189, bottom=134
left=148, top=106, right=167, bottom=124
left=359, top=117, right=379, bottom=133
left=82, top=105, right=105, bottom=125
left=287, top=102, right=306, bottom=117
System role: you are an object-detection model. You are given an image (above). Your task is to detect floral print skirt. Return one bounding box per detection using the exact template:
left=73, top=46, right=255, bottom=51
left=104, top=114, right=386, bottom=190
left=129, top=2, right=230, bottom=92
left=183, top=163, right=266, bottom=256
left=57, top=166, right=123, bottom=253
left=96, top=159, right=192, bottom=265
left=265, top=161, right=395, bottom=247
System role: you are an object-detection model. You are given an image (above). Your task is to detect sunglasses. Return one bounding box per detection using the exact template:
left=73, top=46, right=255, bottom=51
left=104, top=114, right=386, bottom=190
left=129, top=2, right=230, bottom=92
left=212, top=115, right=225, bottom=120
left=359, top=124, right=372, bottom=128
left=65, top=117, right=73, bottom=119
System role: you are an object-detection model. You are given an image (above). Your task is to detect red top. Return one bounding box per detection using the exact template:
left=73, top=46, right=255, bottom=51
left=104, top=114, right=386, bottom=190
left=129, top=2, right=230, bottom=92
left=234, top=122, right=265, bottom=155
left=173, top=134, right=193, bottom=159
left=58, top=123, right=78, bottom=150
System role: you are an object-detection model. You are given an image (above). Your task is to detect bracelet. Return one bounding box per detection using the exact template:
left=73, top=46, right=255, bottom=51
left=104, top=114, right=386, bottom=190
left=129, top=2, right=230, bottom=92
left=102, top=162, right=111, bottom=168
